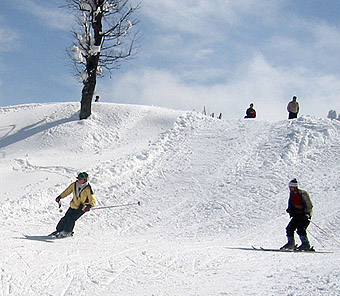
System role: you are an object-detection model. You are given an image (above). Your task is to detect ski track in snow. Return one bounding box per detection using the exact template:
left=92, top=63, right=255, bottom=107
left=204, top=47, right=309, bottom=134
left=1, top=102, right=340, bottom=295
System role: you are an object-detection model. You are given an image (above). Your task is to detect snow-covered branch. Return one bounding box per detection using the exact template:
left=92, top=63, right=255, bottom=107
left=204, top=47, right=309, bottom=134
left=64, top=0, right=140, bottom=119
left=66, top=0, right=139, bottom=81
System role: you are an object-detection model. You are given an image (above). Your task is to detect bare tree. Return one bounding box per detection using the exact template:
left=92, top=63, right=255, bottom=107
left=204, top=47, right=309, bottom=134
left=65, top=0, right=140, bottom=119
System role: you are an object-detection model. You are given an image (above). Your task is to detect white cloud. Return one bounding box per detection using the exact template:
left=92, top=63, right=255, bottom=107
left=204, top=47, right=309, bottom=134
left=137, top=0, right=290, bottom=88
left=142, top=0, right=282, bottom=44
left=11, top=0, right=73, bottom=31
left=100, top=53, right=340, bottom=121
left=0, top=26, right=19, bottom=52
left=263, top=18, right=340, bottom=78
left=313, top=22, right=340, bottom=49
left=94, top=1, right=340, bottom=121
left=142, top=0, right=281, bottom=37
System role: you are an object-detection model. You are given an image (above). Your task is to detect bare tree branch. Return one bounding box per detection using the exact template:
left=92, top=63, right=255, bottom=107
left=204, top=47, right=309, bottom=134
left=64, top=0, right=140, bottom=119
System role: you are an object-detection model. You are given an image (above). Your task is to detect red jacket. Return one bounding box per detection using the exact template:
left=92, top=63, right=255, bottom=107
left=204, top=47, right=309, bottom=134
left=287, top=189, right=313, bottom=217
left=245, top=108, right=256, bottom=118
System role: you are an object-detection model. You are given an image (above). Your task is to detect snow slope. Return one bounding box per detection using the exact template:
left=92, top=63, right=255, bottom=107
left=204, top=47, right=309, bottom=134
left=1, top=102, right=340, bottom=296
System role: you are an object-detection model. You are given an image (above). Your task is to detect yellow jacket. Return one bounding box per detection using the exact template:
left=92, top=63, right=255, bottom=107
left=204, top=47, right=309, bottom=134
left=60, top=182, right=96, bottom=210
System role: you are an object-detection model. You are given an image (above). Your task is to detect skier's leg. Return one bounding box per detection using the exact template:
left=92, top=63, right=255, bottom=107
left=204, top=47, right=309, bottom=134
left=297, top=216, right=311, bottom=250
left=281, top=218, right=297, bottom=249
left=296, top=215, right=310, bottom=235
left=56, top=208, right=73, bottom=232
left=63, top=208, right=85, bottom=233
left=285, top=217, right=298, bottom=237
left=289, top=112, right=297, bottom=119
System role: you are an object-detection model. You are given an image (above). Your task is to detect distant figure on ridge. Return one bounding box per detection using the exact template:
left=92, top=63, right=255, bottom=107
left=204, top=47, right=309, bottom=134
left=280, top=178, right=313, bottom=251
left=287, top=96, right=299, bottom=119
left=244, top=103, right=256, bottom=118
left=95, top=95, right=100, bottom=102
left=49, top=172, right=96, bottom=238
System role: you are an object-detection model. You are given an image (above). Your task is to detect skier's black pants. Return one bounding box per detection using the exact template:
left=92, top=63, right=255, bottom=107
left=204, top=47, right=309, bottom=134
left=288, top=112, right=298, bottom=119
left=56, top=207, right=85, bottom=233
left=286, top=215, right=310, bottom=237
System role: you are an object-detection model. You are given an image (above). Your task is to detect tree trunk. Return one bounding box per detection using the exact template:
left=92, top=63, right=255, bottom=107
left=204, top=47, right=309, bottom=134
left=79, top=53, right=99, bottom=119
left=79, top=2, right=103, bottom=120
left=79, top=74, right=96, bottom=120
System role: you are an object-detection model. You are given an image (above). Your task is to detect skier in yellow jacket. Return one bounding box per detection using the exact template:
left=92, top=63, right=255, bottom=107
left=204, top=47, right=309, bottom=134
left=50, top=172, right=96, bottom=237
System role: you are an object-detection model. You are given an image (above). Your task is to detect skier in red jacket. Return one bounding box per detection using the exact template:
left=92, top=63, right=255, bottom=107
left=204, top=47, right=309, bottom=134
left=244, top=103, right=256, bottom=118
left=281, top=179, right=313, bottom=250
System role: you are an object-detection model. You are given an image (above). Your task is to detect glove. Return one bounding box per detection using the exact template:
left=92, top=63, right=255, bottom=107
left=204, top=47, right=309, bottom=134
left=83, top=204, right=92, bottom=212
left=305, top=213, right=311, bottom=220
left=286, top=208, right=293, bottom=217
left=55, top=196, right=61, bottom=203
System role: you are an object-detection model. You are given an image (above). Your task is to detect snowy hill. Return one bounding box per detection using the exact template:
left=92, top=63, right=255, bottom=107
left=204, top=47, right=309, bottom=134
left=1, top=102, right=340, bottom=295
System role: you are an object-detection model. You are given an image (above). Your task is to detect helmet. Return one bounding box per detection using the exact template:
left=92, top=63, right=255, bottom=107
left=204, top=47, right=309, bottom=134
left=77, top=172, right=88, bottom=180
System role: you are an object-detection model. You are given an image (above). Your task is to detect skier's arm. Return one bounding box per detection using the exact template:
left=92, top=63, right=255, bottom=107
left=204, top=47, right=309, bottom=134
left=286, top=197, right=293, bottom=217
left=81, top=187, right=96, bottom=211
left=301, top=191, right=313, bottom=217
left=59, top=183, right=75, bottom=199
left=86, top=193, right=96, bottom=208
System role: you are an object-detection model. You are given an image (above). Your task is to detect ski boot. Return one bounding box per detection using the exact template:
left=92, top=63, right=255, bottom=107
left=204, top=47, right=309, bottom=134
left=280, top=236, right=296, bottom=250
left=48, top=231, right=59, bottom=237
left=56, top=231, right=73, bottom=238
left=297, top=236, right=312, bottom=251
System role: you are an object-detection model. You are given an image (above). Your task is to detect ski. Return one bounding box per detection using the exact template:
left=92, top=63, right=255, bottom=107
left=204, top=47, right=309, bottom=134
left=23, top=232, right=74, bottom=242
left=47, top=231, right=74, bottom=238
left=23, top=234, right=58, bottom=242
left=251, top=246, right=333, bottom=254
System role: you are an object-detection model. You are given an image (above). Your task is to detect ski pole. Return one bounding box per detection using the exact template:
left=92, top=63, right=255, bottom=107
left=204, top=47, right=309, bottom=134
left=309, top=219, right=340, bottom=246
left=307, top=229, right=325, bottom=248
left=92, top=201, right=141, bottom=210
left=58, top=200, right=63, bottom=212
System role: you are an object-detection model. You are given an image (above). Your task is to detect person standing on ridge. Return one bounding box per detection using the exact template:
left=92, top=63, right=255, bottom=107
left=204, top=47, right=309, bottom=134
left=281, top=178, right=313, bottom=251
left=244, top=103, right=256, bottom=118
left=50, top=172, right=96, bottom=237
left=287, top=96, right=299, bottom=119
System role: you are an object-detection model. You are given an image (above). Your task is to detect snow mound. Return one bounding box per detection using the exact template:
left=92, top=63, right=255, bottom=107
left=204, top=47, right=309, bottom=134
left=1, top=102, right=340, bottom=295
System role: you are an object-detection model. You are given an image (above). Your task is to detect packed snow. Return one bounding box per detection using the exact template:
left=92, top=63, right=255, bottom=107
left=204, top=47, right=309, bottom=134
left=1, top=102, right=340, bottom=296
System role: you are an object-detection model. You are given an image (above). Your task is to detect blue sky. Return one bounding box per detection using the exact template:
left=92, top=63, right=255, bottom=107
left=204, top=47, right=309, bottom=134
left=1, top=0, right=340, bottom=120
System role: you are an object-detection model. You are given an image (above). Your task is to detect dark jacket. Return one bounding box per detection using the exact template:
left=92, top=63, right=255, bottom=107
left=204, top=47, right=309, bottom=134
left=286, top=189, right=313, bottom=218
left=245, top=108, right=256, bottom=118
